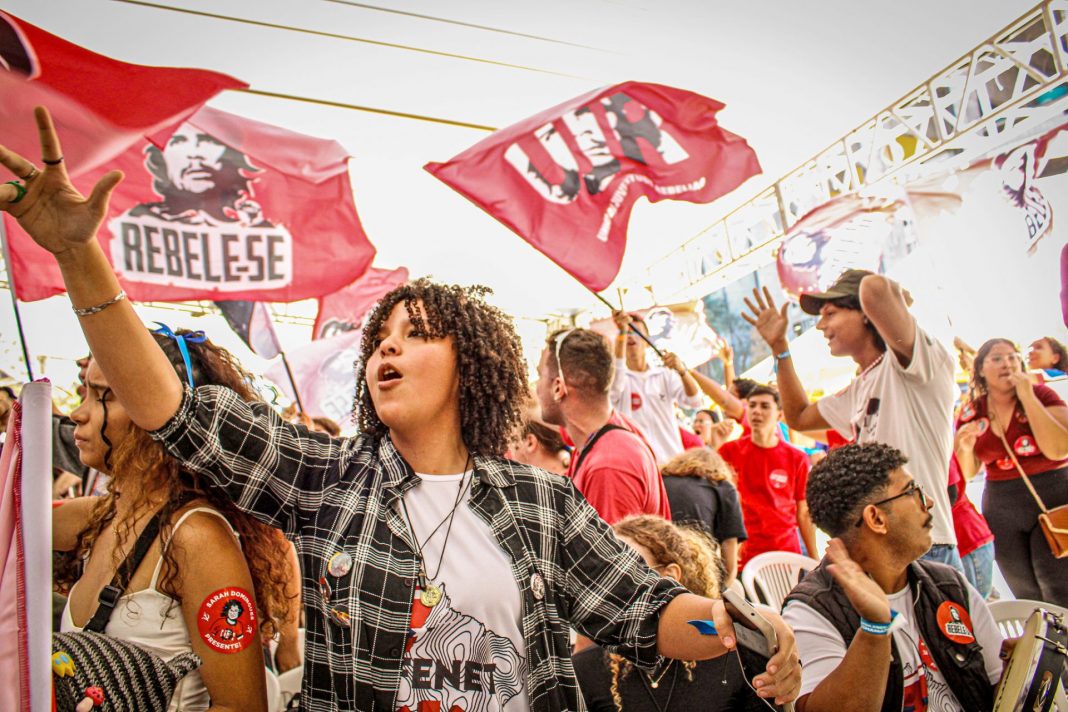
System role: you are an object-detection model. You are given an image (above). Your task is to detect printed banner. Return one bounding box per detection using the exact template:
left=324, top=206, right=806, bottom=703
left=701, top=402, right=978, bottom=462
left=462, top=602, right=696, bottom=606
left=771, top=119, right=1068, bottom=349
left=264, top=328, right=363, bottom=426
left=426, top=81, right=760, bottom=292
left=589, top=302, right=721, bottom=368
left=0, top=10, right=244, bottom=177
left=7, top=106, right=375, bottom=303
left=314, top=266, right=409, bottom=340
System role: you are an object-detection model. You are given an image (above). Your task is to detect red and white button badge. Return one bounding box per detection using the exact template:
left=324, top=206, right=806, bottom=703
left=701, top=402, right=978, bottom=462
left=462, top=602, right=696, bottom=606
left=197, top=587, right=258, bottom=654
left=936, top=601, right=975, bottom=645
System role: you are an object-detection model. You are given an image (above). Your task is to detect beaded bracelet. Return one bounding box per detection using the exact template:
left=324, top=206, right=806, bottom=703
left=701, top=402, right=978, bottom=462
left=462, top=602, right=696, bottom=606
left=72, top=290, right=127, bottom=317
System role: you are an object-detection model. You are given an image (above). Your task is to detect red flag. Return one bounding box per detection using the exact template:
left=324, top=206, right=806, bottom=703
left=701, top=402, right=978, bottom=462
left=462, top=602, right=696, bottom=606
left=0, top=11, right=245, bottom=176
left=425, top=82, right=761, bottom=292
left=7, top=105, right=376, bottom=302
left=264, top=329, right=363, bottom=425
left=313, top=266, right=409, bottom=340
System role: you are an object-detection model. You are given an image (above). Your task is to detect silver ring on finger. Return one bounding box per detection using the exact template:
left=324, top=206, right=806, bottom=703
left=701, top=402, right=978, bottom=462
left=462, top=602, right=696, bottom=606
left=20, top=166, right=39, bottom=182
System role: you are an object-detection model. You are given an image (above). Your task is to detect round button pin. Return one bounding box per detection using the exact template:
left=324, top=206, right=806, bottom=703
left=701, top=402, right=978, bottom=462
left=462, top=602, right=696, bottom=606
left=530, top=572, right=545, bottom=600
left=328, top=551, right=353, bottom=577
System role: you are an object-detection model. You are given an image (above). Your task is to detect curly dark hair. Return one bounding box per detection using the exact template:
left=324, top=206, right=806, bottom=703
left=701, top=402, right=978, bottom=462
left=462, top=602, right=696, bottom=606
left=353, top=279, right=528, bottom=456
left=806, top=442, right=908, bottom=538
left=55, top=330, right=295, bottom=639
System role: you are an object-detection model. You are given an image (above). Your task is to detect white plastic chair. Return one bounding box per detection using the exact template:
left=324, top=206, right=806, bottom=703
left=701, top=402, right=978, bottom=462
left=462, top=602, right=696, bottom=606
left=277, top=666, right=303, bottom=709
left=265, top=669, right=283, bottom=712
left=740, top=551, right=819, bottom=610
left=988, top=599, right=1068, bottom=639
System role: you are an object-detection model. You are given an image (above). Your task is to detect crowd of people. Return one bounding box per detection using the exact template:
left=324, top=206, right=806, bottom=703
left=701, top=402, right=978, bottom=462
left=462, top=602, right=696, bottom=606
left=2, top=108, right=1067, bottom=711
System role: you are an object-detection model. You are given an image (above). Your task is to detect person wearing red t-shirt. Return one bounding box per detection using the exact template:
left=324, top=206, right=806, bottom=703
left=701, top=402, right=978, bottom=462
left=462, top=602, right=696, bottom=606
left=955, top=338, right=1068, bottom=606
left=718, top=386, right=816, bottom=568
left=947, top=454, right=995, bottom=598
left=536, top=328, right=670, bottom=525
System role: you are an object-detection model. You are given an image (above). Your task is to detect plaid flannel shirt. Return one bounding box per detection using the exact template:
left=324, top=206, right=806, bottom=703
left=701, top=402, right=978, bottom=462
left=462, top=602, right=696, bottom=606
left=151, top=385, right=685, bottom=711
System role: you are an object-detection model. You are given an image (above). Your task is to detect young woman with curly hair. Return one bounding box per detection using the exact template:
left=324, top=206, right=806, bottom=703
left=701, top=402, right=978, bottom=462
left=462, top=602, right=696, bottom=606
left=660, top=449, right=747, bottom=588
left=3, top=107, right=799, bottom=711
left=572, top=515, right=768, bottom=711
left=53, top=330, right=295, bottom=712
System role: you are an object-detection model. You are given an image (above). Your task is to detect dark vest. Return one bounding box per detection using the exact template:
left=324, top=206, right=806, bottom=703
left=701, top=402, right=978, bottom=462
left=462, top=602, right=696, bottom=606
left=785, top=558, right=993, bottom=712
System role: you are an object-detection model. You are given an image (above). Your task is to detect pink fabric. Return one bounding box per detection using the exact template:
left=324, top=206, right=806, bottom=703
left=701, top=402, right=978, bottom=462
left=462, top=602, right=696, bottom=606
left=0, top=403, right=24, bottom=710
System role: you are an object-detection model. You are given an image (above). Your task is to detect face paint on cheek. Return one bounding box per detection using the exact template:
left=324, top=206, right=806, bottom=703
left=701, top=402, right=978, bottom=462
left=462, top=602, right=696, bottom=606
left=196, top=587, right=258, bottom=654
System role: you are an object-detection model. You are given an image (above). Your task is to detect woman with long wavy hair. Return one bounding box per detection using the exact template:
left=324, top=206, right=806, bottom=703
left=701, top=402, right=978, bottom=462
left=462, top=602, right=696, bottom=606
left=53, top=330, right=295, bottom=712
left=573, top=515, right=767, bottom=711
left=955, top=338, right=1068, bottom=606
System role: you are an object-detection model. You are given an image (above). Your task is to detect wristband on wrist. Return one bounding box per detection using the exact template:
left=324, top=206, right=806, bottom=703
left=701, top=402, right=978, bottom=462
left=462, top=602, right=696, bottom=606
left=859, top=610, right=900, bottom=636
left=772, top=348, right=791, bottom=374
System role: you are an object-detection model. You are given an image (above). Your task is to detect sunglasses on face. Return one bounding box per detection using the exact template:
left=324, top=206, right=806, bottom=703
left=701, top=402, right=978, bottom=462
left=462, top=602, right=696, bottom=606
left=855, top=480, right=928, bottom=527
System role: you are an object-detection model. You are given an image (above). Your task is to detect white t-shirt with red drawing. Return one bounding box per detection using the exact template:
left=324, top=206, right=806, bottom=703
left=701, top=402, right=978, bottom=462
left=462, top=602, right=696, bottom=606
left=396, top=472, right=529, bottom=712
left=783, top=581, right=1002, bottom=711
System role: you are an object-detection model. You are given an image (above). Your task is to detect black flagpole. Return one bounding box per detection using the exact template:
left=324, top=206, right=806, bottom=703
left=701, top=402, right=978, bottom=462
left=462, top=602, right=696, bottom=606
left=589, top=289, right=665, bottom=359
left=279, top=351, right=306, bottom=414
left=0, top=219, right=34, bottom=381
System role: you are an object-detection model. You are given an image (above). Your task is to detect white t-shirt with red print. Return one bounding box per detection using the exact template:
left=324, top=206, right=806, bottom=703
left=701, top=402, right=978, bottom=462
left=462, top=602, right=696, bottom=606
left=783, top=581, right=1002, bottom=711
left=397, top=472, right=529, bottom=712
left=816, top=323, right=957, bottom=546
left=610, top=358, right=704, bottom=464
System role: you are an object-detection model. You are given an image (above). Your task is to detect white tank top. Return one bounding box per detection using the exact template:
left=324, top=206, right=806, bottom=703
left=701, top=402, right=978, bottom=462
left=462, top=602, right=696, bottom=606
left=61, top=507, right=240, bottom=712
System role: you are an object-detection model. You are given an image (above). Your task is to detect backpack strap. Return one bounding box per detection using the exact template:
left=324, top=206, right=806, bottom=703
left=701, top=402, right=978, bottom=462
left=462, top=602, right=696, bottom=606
left=84, top=511, right=164, bottom=633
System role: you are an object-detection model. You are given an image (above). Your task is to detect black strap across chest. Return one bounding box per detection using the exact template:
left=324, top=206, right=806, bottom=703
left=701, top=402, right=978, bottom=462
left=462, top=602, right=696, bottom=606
left=573, top=423, right=627, bottom=473
left=84, top=511, right=164, bottom=633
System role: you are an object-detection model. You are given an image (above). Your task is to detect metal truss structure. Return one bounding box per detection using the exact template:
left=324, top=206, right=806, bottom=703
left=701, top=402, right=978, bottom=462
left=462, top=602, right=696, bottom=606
left=637, top=0, right=1068, bottom=303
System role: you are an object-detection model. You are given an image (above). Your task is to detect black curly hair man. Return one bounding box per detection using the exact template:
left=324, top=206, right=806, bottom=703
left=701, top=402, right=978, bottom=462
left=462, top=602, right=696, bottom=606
left=805, top=442, right=908, bottom=539
left=782, top=442, right=1008, bottom=712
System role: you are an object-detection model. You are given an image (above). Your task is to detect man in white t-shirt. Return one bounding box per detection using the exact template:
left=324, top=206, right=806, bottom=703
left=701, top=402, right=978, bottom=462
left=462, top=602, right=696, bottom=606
left=744, top=269, right=961, bottom=569
left=782, top=443, right=1006, bottom=712
left=609, top=312, right=704, bottom=464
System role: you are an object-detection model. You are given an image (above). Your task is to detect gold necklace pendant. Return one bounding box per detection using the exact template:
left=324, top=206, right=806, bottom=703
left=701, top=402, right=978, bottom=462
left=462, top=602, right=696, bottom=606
left=420, top=583, right=443, bottom=607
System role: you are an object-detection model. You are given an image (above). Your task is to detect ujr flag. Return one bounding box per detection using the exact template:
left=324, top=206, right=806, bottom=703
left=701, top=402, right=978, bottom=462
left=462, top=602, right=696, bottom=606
left=7, top=105, right=376, bottom=302
left=0, top=10, right=244, bottom=177
left=426, top=81, right=760, bottom=292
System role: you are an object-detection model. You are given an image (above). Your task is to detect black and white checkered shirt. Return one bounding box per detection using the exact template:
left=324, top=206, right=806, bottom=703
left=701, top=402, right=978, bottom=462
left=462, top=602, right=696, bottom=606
left=151, top=385, right=685, bottom=711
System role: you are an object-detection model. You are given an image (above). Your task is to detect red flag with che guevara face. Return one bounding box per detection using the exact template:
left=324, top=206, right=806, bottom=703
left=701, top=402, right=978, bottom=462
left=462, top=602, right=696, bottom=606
left=7, top=105, right=376, bottom=303
left=0, top=10, right=245, bottom=177
left=425, top=81, right=761, bottom=292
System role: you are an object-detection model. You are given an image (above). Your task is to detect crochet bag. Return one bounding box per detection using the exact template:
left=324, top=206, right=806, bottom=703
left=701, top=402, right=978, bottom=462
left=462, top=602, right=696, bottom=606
left=52, top=630, right=202, bottom=712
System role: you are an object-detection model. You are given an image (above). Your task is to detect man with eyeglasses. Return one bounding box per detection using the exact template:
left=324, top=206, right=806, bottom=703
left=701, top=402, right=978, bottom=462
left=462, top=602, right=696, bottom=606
left=782, top=443, right=1007, bottom=712
left=535, top=328, right=670, bottom=524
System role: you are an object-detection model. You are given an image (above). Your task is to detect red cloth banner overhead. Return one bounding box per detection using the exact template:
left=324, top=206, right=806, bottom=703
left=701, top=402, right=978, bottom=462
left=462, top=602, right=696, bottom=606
left=7, top=106, right=376, bottom=302
left=426, top=81, right=761, bottom=292
left=0, top=11, right=245, bottom=177
left=313, top=266, right=409, bottom=340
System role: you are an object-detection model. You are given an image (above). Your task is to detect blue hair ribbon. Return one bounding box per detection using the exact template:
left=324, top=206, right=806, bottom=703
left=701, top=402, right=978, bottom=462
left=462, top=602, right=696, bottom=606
left=151, top=322, right=207, bottom=389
